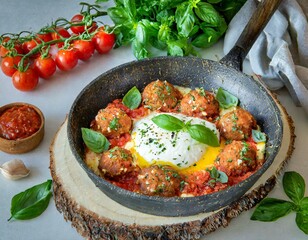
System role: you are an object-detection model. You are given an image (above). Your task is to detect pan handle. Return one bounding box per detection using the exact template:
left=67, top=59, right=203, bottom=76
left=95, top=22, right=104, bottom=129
left=219, top=0, right=282, bottom=70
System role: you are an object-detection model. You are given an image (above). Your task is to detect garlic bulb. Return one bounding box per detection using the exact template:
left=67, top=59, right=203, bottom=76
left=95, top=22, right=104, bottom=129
left=0, top=159, right=30, bottom=180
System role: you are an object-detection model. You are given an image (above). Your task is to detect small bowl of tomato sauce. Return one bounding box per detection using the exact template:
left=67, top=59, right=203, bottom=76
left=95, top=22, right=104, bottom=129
left=0, top=102, right=45, bottom=154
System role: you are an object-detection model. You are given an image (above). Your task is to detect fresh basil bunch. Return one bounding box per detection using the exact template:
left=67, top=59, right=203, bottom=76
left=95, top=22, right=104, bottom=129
left=107, top=0, right=246, bottom=59
left=251, top=171, right=308, bottom=235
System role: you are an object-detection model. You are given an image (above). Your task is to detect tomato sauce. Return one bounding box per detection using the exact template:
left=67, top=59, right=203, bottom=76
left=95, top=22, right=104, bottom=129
left=0, top=105, right=41, bottom=140
left=108, top=99, right=148, bottom=119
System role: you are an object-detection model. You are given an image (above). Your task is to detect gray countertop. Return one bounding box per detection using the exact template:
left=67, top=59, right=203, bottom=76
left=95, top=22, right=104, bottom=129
left=0, top=1, right=307, bottom=239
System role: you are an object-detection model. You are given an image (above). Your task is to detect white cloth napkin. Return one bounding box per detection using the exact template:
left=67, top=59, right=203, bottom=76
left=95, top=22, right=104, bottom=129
left=223, top=0, right=308, bottom=115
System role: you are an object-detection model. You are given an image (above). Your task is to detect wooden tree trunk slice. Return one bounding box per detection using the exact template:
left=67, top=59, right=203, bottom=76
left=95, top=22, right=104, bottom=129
left=50, top=101, right=295, bottom=240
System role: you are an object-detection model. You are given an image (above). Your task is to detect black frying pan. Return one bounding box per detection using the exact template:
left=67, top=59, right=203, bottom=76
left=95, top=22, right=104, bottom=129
left=68, top=0, right=283, bottom=216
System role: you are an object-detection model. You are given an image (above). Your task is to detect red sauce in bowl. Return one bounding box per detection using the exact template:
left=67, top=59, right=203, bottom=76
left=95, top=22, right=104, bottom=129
left=0, top=105, right=41, bottom=140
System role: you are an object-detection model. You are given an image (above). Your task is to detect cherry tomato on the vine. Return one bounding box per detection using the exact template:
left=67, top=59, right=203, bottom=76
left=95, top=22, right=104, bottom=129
left=70, top=14, right=97, bottom=34
left=55, top=48, right=78, bottom=71
left=22, top=39, right=40, bottom=58
left=70, top=14, right=85, bottom=34
left=73, top=39, right=95, bottom=61
left=51, top=27, right=71, bottom=47
left=36, top=33, right=53, bottom=43
left=0, top=38, right=23, bottom=57
left=34, top=55, right=56, bottom=79
left=1, top=55, right=22, bottom=77
left=12, top=68, right=39, bottom=91
left=92, top=28, right=116, bottom=54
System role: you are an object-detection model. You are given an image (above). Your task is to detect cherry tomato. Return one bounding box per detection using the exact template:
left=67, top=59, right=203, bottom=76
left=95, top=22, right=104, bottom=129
left=0, top=38, right=23, bottom=57
left=34, top=55, right=56, bottom=79
left=70, top=14, right=85, bottom=34
left=92, top=29, right=116, bottom=54
left=22, top=39, right=38, bottom=53
left=70, top=14, right=97, bottom=34
left=1, top=56, right=22, bottom=77
left=55, top=48, right=78, bottom=71
left=36, top=33, right=53, bottom=43
left=73, top=39, right=95, bottom=61
left=51, top=27, right=71, bottom=47
left=12, top=68, right=39, bottom=91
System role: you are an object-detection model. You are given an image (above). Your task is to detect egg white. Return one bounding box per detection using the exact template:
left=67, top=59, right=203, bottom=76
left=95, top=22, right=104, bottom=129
left=126, top=112, right=220, bottom=170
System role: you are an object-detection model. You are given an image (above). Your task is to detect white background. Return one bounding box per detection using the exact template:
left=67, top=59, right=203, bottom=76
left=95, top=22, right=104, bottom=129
left=0, top=1, right=307, bottom=239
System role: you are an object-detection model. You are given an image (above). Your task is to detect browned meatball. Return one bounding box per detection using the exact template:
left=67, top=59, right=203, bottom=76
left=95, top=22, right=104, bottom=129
left=215, top=140, right=257, bottom=176
left=137, top=165, right=183, bottom=197
left=142, top=80, right=182, bottom=111
left=94, top=107, right=132, bottom=138
left=217, top=107, right=257, bottom=140
left=98, top=147, right=135, bottom=177
left=180, top=88, right=219, bottom=120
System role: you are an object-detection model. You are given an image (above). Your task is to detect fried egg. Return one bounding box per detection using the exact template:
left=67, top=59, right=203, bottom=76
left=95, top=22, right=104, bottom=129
left=125, top=112, right=221, bottom=173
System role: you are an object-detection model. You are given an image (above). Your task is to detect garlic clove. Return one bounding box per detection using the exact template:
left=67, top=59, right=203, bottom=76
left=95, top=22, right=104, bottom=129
left=0, top=159, right=30, bottom=180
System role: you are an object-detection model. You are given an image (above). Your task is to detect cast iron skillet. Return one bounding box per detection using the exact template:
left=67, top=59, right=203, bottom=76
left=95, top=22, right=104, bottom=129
left=68, top=0, right=283, bottom=216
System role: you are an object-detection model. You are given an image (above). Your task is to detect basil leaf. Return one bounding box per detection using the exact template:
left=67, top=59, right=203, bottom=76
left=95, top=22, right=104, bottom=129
left=216, top=0, right=247, bottom=23
left=206, top=167, right=228, bottom=184
left=135, top=21, right=147, bottom=45
left=158, top=23, right=171, bottom=42
left=252, top=129, right=266, bottom=143
left=207, top=0, right=222, bottom=3
left=191, top=28, right=221, bottom=48
left=107, top=7, right=131, bottom=25
left=299, top=197, right=308, bottom=214
left=167, top=40, right=184, bottom=56
left=195, top=2, right=221, bottom=27
left=123, top=0, right=136, bottom=18
left=216, top=87, right=238, bottom=109
left=186, top=124, right=220, bottom=147
left=283, top=171, right=306, bottom=204
left=8, top=180, right=52, bottom=221
left=296, top=212, right=308, bottom=234
left=132, top=39, right=149, bottom=60
left=81, top=128, right=110, bottom=153
left=123, top=86, right=142, bottom=109
left=217, top=170, right=228, bottom=183
left=250, top=198, right=294, bottom=222
left=297, top=197, right=308, bottom=234
left=152, top=114, right=185, bottom=131
left=175, top=2, right=195, bottom=37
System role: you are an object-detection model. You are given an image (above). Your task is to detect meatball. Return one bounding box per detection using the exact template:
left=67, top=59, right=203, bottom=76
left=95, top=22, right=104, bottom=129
left=98, top=147, right=135, bottom=177
left=215, top=140, right=257, bottom=176
left=217, top=107, right=257, bottom=140
left=180, top=88, right=219, bottom=120
left=142, top=80, right=182, bottom=111
left=94, top=107, right=132, bottom=138
left=137, top=165, right=183, bottom=197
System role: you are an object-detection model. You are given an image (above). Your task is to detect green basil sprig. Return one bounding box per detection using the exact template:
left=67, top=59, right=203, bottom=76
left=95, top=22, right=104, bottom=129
left=8, top=180, right=52, bottom=221
left=251, top=171, right=308, bottom=234
left=152, top=114, right=185, bottom=131
left=122, top=86, right=142, bottom=110
left=216, top=87, right=238, bottom=109
left=152, top=114, right=219, bottom=147
left=81, top=128, right=110, bottom=153
left=252, top=129, right=266, bottom=143
left=207, top=166, right=228, bottom=186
